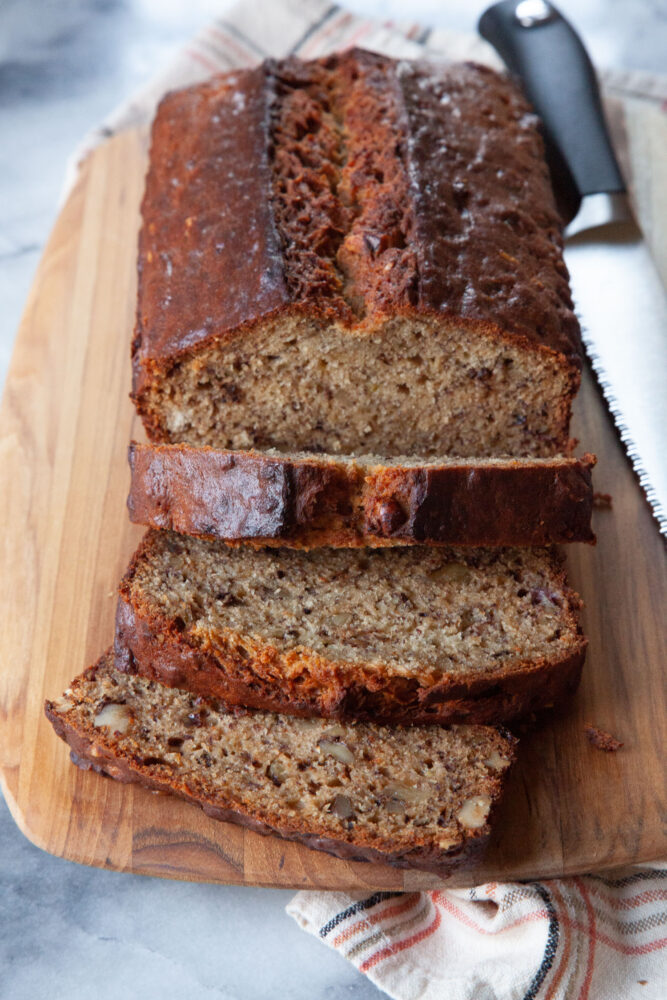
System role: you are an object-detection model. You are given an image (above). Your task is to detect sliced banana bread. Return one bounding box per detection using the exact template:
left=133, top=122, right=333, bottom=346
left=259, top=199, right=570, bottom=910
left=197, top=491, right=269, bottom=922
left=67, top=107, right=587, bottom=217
left=128, top=443, right=596, bottom=547
left=115, top=532, right=586, bottom=725
left=133, top=49, right=581, bottom=459
left=45, top=652, right=516, bottom=874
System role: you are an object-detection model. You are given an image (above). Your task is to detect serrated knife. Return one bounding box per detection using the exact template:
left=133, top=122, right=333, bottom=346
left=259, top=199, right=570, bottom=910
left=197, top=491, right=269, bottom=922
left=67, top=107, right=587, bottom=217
left=479, top=0, right=667, bottom=537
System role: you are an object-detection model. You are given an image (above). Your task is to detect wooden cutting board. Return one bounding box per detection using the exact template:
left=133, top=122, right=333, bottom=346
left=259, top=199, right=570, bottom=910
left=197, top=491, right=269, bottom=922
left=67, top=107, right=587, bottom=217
left=0, top=128, right=665, bottom=891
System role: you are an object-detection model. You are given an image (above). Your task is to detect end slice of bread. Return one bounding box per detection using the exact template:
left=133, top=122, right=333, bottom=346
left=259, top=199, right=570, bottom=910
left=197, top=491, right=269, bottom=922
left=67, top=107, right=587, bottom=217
left=45, top=652, right=516, bottom=874
left=115, top=532, right=587, bottom=726
left=128, top=443, right=596, bottom=548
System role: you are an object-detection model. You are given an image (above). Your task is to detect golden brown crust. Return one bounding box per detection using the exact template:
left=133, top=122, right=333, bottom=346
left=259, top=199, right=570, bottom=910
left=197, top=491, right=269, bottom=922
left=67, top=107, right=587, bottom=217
left=114, top=534, right=587, bottom=726
left=127, top=442, right=596, bottom=547
left=114, top=595, right=585, bottom=725
left=132, top=65, right=288, bottom=396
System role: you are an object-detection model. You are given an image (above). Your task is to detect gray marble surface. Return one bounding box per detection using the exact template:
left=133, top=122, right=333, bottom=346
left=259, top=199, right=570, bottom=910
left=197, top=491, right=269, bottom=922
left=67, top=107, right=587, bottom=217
left=0, top=1, right=664, bottom=998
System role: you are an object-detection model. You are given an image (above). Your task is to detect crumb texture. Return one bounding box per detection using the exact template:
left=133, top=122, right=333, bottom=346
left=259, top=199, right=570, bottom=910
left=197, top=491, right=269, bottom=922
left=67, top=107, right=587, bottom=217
left=47, top=654, right=514, bottom=866
left=122, top=531, right=583, bottom=681
left=141, top=316, right=575, bottom=457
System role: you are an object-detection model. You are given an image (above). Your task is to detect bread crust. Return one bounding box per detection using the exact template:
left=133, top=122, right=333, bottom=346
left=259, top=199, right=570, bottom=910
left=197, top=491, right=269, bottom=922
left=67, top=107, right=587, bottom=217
left=44, top=654, right=517, bottom=875
left=127, top=442, right=596, bottom=547
left=114, top=538, right=587, bottom=726
left=131, top=64, right=288, bottom=398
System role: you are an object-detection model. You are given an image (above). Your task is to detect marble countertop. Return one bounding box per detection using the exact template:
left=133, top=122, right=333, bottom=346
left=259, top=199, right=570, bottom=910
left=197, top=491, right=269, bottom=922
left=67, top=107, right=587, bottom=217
left=1, top=1, right=664, bottom=997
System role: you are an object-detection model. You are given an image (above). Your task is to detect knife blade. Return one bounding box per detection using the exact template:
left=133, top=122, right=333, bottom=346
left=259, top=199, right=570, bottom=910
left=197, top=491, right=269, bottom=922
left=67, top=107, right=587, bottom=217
left=479, top=0, right=667, bottom=536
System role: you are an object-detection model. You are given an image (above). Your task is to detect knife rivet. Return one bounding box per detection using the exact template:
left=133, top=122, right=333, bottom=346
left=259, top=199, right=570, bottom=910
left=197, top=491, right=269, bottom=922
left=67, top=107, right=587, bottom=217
left=515, top=0, right=554, bottom=28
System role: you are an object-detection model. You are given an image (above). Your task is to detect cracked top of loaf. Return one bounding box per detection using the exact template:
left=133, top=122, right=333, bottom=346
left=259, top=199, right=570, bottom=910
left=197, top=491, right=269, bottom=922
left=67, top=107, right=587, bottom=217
left=134, top=49, right=581, bottom=386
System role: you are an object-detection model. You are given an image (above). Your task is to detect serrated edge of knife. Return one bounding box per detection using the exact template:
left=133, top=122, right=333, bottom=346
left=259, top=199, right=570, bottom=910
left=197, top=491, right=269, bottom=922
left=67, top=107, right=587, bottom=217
left=581, top=332, right=667, bottom=539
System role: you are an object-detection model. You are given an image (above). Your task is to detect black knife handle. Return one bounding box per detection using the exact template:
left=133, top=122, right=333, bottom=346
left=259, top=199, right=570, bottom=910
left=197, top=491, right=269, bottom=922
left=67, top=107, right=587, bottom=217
left=478, top=1, right=625, bottom=198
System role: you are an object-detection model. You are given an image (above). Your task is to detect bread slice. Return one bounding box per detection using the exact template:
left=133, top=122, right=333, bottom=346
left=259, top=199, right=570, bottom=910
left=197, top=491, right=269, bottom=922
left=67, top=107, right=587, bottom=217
left=45, top=652, right=516, bottom=874
left=115, top=532, right=586, bottom=725
left=133, top=50, right=581, bottom=460
left=128, top=442, right=596, bottom=547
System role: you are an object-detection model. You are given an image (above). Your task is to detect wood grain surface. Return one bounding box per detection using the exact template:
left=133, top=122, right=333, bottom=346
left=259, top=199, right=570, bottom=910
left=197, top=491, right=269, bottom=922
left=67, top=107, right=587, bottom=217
left=0, top=128, right=665, bottom=890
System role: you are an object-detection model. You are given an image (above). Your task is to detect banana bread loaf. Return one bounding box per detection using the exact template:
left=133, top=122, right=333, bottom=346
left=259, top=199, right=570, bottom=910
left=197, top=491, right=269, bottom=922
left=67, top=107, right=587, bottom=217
left=45, top=652, right=516, bottom=874
left=128, top=443, right=596, bottom=547
left=133, top=49, right=581, bottom=459
left=115, top=532, right=586, bottom=725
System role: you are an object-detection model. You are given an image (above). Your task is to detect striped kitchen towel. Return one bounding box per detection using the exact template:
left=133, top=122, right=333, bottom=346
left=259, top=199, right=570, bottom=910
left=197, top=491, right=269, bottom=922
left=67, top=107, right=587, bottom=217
left=287, top=866, right=667, bottom=999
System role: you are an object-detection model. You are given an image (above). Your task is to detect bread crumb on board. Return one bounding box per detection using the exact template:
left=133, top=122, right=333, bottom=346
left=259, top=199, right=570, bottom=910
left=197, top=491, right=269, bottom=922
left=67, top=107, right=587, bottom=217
left=585, top=723, right=623, bottom=752
left=593, top=492, right=613, bottom=509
